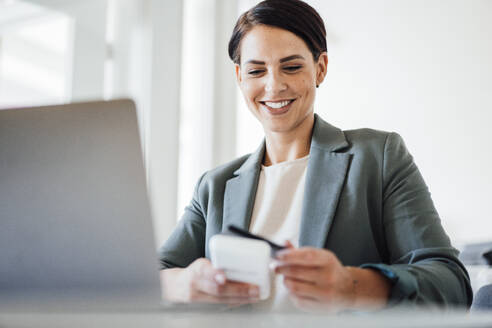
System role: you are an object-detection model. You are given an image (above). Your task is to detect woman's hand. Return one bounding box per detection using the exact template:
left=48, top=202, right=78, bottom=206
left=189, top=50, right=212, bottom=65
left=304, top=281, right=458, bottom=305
left=160, top=258, right=261, bottom=305
left=273, top=244, right=391, bottom=312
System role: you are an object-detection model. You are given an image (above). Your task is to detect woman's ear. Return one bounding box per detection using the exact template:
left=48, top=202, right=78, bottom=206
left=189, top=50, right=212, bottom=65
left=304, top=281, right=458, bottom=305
left=315, top=52, right=328, bottom=86
left=235, top=64, right=242, bottom=84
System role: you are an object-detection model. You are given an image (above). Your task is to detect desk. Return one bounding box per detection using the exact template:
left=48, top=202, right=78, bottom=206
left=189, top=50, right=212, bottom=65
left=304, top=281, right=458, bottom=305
left=1, top=308, right=492, bottom=328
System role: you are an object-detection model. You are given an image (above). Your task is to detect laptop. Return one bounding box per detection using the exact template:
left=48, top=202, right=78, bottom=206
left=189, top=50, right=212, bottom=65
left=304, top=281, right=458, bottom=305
left=0, top=99, right=163, bottom=311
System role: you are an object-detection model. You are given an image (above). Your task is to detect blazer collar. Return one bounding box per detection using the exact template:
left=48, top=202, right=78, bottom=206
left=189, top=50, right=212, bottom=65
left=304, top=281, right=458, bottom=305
left=224, top=114, right=351, bottom=248
left=233, top=141, right=265, bottom=176
left=298, top=116, right=351, bottom=247
left=233, top=113, right=349, bottom=176
left=310, top=113, right=349, bottom=152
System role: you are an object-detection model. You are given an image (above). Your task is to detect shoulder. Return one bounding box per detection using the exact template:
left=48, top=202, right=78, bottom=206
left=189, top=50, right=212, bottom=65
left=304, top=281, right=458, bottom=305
left=341, top=128, right=405, bottom=155
left=312, top=114, right=403, bottom=155
left=335, top=128, right=410, bottom=171
left=343, top=128, right=390, bottom=148
left=340, top=128, right=412, bottom=182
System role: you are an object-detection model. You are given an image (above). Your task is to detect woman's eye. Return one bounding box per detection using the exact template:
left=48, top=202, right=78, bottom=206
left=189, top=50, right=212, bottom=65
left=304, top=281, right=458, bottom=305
left=247, top=69, right=264, bottom=76
left=284, top=65, right=302, bottom=72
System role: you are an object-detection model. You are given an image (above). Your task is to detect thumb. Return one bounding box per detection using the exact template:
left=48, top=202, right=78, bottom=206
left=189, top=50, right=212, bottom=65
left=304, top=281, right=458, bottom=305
left=191, top=258, right=226, bottom=285
left=283, top=240, right=295, bottom=249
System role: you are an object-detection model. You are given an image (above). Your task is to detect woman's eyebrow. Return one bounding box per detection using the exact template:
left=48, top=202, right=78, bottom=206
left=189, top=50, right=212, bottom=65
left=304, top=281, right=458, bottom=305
left=244, top=55, right=305, bottom=66
left=244, top=59, right=265, bottom=65
left=279, top=54, right=305, bottom=63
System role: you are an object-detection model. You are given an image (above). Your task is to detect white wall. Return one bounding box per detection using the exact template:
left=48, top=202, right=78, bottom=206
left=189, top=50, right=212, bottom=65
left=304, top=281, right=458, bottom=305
left=4, top=0, right=184, bottom=247
left=236, top=0, right=492, bottom=245
left=177, top=0, right=238, bottom=226
left=145, top=0, right=183, bottom=246
left=0, top=2, right=73, bottom=107
left=4, top=0, right=490, bottom=246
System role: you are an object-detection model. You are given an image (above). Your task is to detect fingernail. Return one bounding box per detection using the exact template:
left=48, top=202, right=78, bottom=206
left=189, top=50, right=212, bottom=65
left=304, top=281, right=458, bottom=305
left=215, top=273, right=226, bottom=284
left=269, top=260, right=283, bottom=271
left=249, top=287, right=259, bottom=297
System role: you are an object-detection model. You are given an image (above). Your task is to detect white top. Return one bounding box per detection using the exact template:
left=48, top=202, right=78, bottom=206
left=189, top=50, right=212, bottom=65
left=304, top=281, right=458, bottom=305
left=249, top=155, right=309, bottom=311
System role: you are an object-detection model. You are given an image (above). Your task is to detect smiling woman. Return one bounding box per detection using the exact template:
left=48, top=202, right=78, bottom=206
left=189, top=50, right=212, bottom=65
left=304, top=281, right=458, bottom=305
left=159, top=0, right=472, bottom=312
left=234, top=24, right=326, bottom=165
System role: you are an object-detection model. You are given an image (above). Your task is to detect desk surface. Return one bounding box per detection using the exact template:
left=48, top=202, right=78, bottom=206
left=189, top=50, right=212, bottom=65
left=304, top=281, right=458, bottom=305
left=1, top=309, right=492, bottom=328
left=0, top=294, right=491, bottom=328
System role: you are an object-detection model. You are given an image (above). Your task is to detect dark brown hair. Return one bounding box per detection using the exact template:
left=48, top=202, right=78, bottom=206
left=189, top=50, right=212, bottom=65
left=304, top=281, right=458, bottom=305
left=228, top=0, right=327, bottom=65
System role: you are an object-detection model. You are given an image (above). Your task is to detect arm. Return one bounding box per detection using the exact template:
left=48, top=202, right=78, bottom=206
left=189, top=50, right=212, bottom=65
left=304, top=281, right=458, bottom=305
left=158, top=173, right=260, bottom=304
left=274, top=245, right=391, bottom=311
left=361, top=132, right=472, bottom=307
left=274, top=132, right=472, bottom=311
left=158, top=174, right=207, bottom=269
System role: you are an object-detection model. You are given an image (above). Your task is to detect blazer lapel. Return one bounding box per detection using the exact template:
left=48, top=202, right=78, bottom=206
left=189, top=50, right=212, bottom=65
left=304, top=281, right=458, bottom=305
left=222, top=114, right=350, bottom=247
left=299, top=114, right=351, bottom=248
left=222, top=142, right=265, bottom=232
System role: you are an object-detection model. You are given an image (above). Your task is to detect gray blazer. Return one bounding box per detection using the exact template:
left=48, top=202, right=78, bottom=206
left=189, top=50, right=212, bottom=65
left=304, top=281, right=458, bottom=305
left=159, top=114, right=472, bottom=307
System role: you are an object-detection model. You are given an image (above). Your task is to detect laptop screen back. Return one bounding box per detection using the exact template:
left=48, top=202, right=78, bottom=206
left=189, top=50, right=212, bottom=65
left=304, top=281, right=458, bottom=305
left=0, top=99, right=161, bottom=304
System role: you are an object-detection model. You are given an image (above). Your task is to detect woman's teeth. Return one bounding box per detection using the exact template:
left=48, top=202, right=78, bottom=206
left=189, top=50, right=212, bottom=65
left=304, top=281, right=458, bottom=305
left=264, top=100, right=292, bottom=108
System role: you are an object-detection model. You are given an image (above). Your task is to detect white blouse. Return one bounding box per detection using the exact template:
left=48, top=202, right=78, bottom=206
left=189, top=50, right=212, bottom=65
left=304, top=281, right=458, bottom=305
left=249, top=154, right=309, bottom=311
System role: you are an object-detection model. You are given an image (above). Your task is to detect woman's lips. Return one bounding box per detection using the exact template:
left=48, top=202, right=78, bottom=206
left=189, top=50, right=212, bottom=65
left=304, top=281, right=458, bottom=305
left=260, top=99, right=295, bottom=115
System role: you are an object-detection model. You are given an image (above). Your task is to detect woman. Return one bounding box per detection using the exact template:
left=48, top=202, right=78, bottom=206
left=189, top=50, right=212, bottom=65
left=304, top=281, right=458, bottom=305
left=159, top=0, right=472, bottom=311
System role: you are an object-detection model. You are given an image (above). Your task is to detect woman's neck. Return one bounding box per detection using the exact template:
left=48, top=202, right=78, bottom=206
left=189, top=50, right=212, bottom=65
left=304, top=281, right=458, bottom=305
left=263, top=114, right=314, bottom=166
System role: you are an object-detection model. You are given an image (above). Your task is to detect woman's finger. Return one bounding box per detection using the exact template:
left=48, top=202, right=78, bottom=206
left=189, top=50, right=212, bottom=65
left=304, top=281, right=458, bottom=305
left=283, top=240, right=295, bottom=249
left=289, top=294, right=322, bottom=312
left=274, top=265, right=320, bottom=284
left=195, top=277, right=260, bottom=298
left=276, top=247, right=334, bottom=266
left=192, top=258, right=227, bottom=285
left=283, top=277, right=329, bottom=301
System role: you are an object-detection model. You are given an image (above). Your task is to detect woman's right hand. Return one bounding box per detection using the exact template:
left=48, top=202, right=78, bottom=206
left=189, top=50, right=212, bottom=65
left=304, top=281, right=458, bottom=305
left=160, top=258, right=261, bottom=304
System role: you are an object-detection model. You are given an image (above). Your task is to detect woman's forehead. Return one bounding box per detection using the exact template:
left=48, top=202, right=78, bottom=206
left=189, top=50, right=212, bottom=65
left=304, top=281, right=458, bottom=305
left=239, top=25, right=311, bottom=64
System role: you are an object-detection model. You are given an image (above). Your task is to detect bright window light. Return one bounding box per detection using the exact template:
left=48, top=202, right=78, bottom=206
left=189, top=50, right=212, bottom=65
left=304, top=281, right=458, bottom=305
left=0, top=1, right=73, bottom=108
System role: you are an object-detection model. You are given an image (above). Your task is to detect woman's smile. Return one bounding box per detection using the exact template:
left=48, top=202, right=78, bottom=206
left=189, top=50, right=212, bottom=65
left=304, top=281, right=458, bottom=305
left=260, top=99, right=296, bottom=115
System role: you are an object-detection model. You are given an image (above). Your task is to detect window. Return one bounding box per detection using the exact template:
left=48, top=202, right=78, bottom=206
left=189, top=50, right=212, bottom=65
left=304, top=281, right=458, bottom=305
left=0, top=1, right=73, bottom=108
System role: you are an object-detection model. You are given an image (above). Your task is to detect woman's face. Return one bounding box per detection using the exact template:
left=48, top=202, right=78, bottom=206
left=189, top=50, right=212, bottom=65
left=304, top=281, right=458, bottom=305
left=235, top=25, right=327, bottom=134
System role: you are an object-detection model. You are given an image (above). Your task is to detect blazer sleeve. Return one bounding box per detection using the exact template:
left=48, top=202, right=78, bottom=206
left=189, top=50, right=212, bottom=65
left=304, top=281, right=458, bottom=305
left=158, top=173, right=207, bottom=270
left=361, top=132, right=473, bottom=308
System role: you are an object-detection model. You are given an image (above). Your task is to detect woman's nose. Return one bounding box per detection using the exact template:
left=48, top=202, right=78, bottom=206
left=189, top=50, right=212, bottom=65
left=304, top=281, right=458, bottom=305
left=264, top=71, right=287, bottom=94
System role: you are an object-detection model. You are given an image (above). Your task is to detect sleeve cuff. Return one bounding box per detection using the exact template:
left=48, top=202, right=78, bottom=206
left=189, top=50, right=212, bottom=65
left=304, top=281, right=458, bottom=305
left=360, top=263, right=418, bottom=306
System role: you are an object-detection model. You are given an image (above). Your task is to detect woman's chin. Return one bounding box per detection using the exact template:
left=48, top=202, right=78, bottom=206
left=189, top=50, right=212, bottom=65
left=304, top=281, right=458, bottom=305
left=260, top=109, right=314, bottom=134
left=262, top=118, right=295, bottom=133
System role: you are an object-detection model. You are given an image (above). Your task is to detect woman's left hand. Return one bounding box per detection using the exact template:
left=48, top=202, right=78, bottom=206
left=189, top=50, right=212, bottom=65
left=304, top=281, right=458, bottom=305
left=273, top=243, right=391, bottom=312
left=273, top=244, right=356, bottom=311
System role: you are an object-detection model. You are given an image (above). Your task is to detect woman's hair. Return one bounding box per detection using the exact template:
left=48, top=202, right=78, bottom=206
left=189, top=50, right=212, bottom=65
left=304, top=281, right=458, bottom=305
left=228, top=0, right=327, bottom=65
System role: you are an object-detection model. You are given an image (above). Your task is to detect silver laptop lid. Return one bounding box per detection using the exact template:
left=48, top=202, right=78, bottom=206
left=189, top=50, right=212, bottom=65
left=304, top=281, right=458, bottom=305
left=0, top=99, right=161, bottom=307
